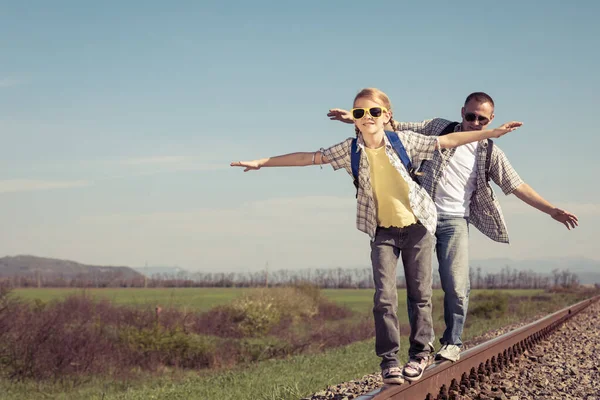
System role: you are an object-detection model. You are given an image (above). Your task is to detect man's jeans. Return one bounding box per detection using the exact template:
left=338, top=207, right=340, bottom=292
left=435, top=216, right=470, bottom=347
left=371, top=223, right=435, bottom=369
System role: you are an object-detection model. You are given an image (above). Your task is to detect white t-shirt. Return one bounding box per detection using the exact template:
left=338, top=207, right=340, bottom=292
left=435, top=142, right=478, bottom=217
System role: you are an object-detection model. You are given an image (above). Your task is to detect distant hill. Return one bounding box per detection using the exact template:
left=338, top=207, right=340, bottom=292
left=0, top=255, right=143, bottom=281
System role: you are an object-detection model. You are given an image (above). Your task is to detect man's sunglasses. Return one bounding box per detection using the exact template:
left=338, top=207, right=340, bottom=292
left=351, top=107, right=388, bottom=119
left=464, top=112, right=490, bottom=125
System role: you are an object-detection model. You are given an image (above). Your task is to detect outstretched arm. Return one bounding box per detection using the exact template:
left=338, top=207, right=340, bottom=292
left=326, top=109, right=354, bottom=124
left=230, top=151, right=328, bottom=172
left=437, top=121, right=523, bottom=149
left=512, top=183, right=579, bottom=229
left=327, top=108, right=418, bottom=132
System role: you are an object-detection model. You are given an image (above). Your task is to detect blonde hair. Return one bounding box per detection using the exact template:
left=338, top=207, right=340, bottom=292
left=353, top=88, right=398, bottom=136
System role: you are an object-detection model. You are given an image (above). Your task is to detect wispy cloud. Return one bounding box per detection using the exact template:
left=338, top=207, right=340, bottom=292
left=82, top=196, right=356, bottom=225
left=115, top=155, right=228, bottom=174
left=555, top=203, right=600, bottom=216
left=74, top=196, right=361, bottom=270
left=0, top=156, right=226, bottom=193
left=120, top=156, right=189, bottom=165
left=79, top=196, right=356, bottom=236
left=497, top=196, right=600, bottom=216
left=0, top=78, right=23, bottom=88
left=0, top=179, right=91, bottom=193
left=4, top=195, right=596, bottom=272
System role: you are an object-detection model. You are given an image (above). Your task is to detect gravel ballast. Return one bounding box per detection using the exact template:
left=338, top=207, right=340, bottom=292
left=302, top=299, right=600, bottom=400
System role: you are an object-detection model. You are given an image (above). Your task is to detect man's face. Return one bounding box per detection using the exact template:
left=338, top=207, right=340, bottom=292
left=461, top=100, right=494, bottom=131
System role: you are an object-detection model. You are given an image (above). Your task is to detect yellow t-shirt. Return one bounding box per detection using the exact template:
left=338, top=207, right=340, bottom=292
left=364, top=146, right=417, bottom=228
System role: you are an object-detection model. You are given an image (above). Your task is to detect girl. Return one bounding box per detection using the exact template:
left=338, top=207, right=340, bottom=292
left=231, top=88, right=521, bottom=384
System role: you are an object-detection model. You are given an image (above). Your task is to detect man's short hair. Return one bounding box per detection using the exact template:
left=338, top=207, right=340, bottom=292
left=464, top=92, right=495, bottom=108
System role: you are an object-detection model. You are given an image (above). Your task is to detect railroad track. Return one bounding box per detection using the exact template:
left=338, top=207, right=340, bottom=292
left=356, top=295, right=600, bottom=400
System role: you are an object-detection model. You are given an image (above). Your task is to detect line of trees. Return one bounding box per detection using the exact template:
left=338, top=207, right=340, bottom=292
left=0, top=266, right=580, bottom=290
left=2, top=271, right=145, bottom=289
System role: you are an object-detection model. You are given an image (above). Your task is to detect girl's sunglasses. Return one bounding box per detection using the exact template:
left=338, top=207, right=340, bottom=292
left=464, top=112, right=490, bottom=125
left=351, top=107, right=388, bottom=119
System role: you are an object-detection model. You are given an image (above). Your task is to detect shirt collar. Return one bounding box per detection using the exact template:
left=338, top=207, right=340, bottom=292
left=356, top=132, right=392, bottom=151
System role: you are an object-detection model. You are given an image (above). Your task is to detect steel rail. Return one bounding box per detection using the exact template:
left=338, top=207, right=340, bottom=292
left=356, top=295, right=600, bottom=400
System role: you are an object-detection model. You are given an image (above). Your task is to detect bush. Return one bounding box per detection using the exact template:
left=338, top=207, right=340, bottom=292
left=0, top=294, right=217, bottom=380
left=0, top=297, right=118, bottom=380
left=315, top=300, right=353, bottom=321
left=530, top=294, right=552, bottom=302
left=230, top=294, right=283, bottom=337
left=469, top=292, right=508, bottom=319
left=292, top=281, right=322, bottom=303
left=0, top=282, right=11, bottom=302
left=235, top=336, right=295, bottom=363
left=0, top=286, right=361, bottom=382
left=118, top=326, right=218, bottom=369
left=198, top=287, right=324, bottom=338
left=263, top=286, right=320, bottom=321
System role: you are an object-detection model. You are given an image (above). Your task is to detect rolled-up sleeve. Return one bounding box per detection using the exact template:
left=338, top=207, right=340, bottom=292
left=489, top=145, right=524, bottom=195
left=395, top=118, right=454, bottom=136
left=323, top=138, right=353, bottom=171
left=395, top=120, right=430, bottom=134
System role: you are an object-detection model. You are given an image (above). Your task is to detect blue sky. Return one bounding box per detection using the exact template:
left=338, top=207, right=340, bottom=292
left=1, top=1, right=598, bottom=272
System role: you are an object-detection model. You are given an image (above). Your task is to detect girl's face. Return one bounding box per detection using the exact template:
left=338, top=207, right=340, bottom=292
left=352, top=97, right=391, bottom=136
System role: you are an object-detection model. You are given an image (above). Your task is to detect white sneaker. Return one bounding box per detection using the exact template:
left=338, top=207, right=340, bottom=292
left=435, top=344, right=461, bottom=362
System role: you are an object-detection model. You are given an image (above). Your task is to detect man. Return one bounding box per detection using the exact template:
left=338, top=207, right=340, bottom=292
left=327, top=92, right=578, bottom=362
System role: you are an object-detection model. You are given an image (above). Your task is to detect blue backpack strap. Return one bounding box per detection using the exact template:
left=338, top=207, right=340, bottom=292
left=385, top=131, right=416, bottom=180
left=439, top=121, right=460, bottom=136
left=350, top=138, right=360, bottom=196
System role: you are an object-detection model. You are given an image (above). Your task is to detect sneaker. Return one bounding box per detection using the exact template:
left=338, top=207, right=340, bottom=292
left=435, top=344, right=461, bottom=362
left=402, top=356, right=432, bottom=382
left=381, top=366, right=405, bottom=384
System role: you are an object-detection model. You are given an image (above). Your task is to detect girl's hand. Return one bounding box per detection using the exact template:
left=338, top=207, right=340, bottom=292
left=492, top=121, right=523, bottom=138
left=327, top=108, right=354, bottom=124
left=230, top=160, right=262, bottom=172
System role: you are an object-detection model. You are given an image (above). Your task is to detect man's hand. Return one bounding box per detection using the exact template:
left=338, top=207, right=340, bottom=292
left=230, top=160, right=263, bottom=172
left=491, top=121, right=523, bottom=138
left=327, top=108, right=354, bottom=124
left=550, top=208, right=579, bottom=230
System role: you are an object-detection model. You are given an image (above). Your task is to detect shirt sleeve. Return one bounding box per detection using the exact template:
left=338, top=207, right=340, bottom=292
left=489, top=144, right=524, bottom=195
left=395, top=118, right=454, bottom=136
left=396, top=130, right=441, bottom=167
left=395, top=119, right=431, bottom=134
left=322, top=138, right=353, bottom=172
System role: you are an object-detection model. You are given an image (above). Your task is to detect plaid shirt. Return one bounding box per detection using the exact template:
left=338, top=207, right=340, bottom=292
left=395, top=118, right=524, bottom=243
left=323, top=131, right=440, bottom=239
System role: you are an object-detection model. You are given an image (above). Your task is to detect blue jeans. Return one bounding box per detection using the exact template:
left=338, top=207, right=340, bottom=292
left=435, top=216, right=470, bottom=347
left=407, top=216, right=470, bottom=348
left=370, top=223, right=435, bottom=369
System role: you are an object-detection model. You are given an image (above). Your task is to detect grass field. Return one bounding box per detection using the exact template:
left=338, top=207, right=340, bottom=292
left=2, top=288, right=593, bottom=400
left=11, top=286, right=546, bottom=315
left=12, top=287, right=249, bottom=312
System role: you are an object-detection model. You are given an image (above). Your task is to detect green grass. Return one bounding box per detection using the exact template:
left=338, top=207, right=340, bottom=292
left=2, top=288, right=592, bottom=400
left=0, top=339, right=383, bottom=400
left=11, top=287, right=545, bottom=314
left=12, top=287, right=251, bottom=312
